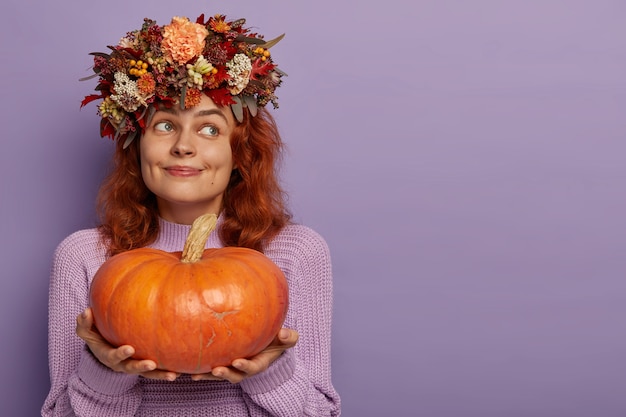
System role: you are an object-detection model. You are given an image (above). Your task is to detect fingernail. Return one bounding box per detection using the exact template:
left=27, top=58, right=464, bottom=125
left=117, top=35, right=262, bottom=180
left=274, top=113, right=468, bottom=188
left=279, top=329, right=289, bottom=339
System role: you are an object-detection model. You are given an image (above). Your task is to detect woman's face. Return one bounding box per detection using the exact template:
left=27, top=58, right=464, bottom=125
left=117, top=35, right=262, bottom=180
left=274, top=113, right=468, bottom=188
left=140, top=95, right=235, bottom=224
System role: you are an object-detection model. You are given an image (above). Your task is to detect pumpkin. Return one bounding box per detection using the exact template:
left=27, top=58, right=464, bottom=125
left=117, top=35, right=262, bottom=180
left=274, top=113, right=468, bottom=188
left=89, top=213, right=289, bottom=374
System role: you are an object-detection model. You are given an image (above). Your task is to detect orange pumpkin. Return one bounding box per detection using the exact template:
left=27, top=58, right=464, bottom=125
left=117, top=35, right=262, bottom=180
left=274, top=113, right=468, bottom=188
left=89, top=213, right=289, bottom=374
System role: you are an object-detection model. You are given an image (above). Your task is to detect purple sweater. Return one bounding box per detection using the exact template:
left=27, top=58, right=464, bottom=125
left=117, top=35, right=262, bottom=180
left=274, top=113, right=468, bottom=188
left=42, top=217, right=341, bottom=417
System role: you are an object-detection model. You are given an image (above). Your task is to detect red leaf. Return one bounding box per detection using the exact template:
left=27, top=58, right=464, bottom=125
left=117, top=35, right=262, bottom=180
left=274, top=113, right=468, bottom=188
left=211, top=66, right=229, bottom=84
left=206, top=88, right=236, bottom=106
left=250, top=58, right=275, bottom=80
left=81, top=94, right=103, bottom=108
left=119, top=47, right=143, bottom=59
left=100, top=119, right=116, bottom=139
left=136, top=111, right=147, bottom=129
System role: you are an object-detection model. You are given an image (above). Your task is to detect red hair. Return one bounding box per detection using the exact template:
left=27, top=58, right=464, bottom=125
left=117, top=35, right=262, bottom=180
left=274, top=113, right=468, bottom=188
left=96, top=107, right=291, bottom=256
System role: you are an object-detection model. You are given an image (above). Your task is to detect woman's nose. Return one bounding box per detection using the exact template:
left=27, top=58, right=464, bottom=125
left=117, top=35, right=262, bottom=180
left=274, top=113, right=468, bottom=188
left=171, top=131, right=195, bottom=156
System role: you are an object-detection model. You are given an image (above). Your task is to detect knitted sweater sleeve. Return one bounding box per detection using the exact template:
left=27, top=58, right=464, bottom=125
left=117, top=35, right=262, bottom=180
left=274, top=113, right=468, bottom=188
left=238, top=225, right=341, bottom=416
left=41, top=230, right=142, bottom=417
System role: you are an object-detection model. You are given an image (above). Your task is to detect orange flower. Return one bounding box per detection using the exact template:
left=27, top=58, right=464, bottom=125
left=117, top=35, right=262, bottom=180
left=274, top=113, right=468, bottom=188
left=204, top=76, right=219, bottom=90
left=137, top=73, right=156, bottom=95
left=209, top=15, right=231, bottom=33
left=161, top=16, right=209, bottom=65
left=183, top=88, right=202, bottom=108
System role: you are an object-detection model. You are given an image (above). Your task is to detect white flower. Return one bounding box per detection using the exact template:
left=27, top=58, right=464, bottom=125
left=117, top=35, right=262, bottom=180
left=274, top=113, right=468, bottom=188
left=268, top=70, right=282, bottom=86
left=226, top=53, right=252, bottom=95
left=118, top=34, right=137, bottom=49
left=110, top=72, right=144, bottom=112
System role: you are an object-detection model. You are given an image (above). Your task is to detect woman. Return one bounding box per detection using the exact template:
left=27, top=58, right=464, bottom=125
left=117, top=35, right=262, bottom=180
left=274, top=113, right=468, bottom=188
left=42, top=12, right=340, bottom=417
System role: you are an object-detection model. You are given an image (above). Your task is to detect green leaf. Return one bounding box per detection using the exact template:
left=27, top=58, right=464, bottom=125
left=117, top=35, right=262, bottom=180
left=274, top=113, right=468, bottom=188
left=260, top=33, right=285, bottom=49
left=113, top=118, right=127, bottom=142
left=180, top=85, right=187, bottom=110
left=122, top=130, right=137, bottom=149
left=231, top=96, right=243, bottom=122
left=236, top=35, right=265, bottom=45
left=243, top=95, right=258, bottom=117
left=79, top=73, right=99, bottom=82
left=146, top=106, right=156, bottom=123
left=89, top=51, right=111, bottom=58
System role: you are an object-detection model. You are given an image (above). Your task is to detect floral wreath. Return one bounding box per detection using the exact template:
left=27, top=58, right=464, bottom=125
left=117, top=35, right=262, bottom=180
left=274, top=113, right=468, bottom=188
left=81, top=14, right=285, bottom=148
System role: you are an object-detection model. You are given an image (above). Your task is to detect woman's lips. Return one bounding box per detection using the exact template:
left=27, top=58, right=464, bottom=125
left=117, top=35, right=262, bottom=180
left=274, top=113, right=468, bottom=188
left=164, top=166, right=202, bottom=177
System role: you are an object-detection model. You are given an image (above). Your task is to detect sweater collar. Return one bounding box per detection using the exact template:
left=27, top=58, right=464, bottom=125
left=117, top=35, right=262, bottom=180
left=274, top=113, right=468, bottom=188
left=149, top=215, right=225, bottom=252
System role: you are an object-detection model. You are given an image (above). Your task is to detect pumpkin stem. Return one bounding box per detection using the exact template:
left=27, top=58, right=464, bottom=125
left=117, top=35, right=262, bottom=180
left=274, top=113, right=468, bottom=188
left=181, top=213, right=218, bottom=263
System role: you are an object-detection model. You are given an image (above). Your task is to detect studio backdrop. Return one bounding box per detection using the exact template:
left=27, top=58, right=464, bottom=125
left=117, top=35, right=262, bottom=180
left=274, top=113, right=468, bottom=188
left=1, top=0, right=625, bottom=416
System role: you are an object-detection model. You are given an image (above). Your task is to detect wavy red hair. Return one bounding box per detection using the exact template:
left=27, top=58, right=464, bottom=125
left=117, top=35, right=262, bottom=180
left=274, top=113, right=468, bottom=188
left=96, top=106, right=291, bottom=256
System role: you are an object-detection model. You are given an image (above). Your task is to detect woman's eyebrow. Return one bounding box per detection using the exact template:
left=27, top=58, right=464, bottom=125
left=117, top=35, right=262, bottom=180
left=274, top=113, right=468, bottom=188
left=196, top=109, right=228, bottom=122
left=154, top=106, right=177, bottom=115
left=154, top=107, right=227, bottom=123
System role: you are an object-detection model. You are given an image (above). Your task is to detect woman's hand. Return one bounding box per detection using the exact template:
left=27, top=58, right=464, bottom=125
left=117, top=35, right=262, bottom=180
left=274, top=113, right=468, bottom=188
left=76, top=308, right=179, bottom=381
left=191, top=328, right=299, bottom=384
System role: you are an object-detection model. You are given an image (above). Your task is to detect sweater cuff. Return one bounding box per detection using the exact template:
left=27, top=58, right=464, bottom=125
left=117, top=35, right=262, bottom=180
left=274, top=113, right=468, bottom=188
left=239, top=349, right=296, bottom=395
left=77, top=347, right=140, bottom=395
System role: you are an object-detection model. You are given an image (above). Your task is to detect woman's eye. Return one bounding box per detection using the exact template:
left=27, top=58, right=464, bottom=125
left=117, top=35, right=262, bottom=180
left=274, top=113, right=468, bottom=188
left=154, top=121, right=174, bottom=132
left=200, top=125, right=219, bottom=136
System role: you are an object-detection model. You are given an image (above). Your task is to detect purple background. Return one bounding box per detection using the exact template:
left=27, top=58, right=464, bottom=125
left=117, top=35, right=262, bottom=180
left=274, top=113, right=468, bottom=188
left=1, top=0, right=625, bottom=416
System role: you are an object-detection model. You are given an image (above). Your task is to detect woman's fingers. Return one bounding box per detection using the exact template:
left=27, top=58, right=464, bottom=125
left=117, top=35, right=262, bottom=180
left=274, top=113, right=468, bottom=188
left=76, top=309, right=167, bottom=377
